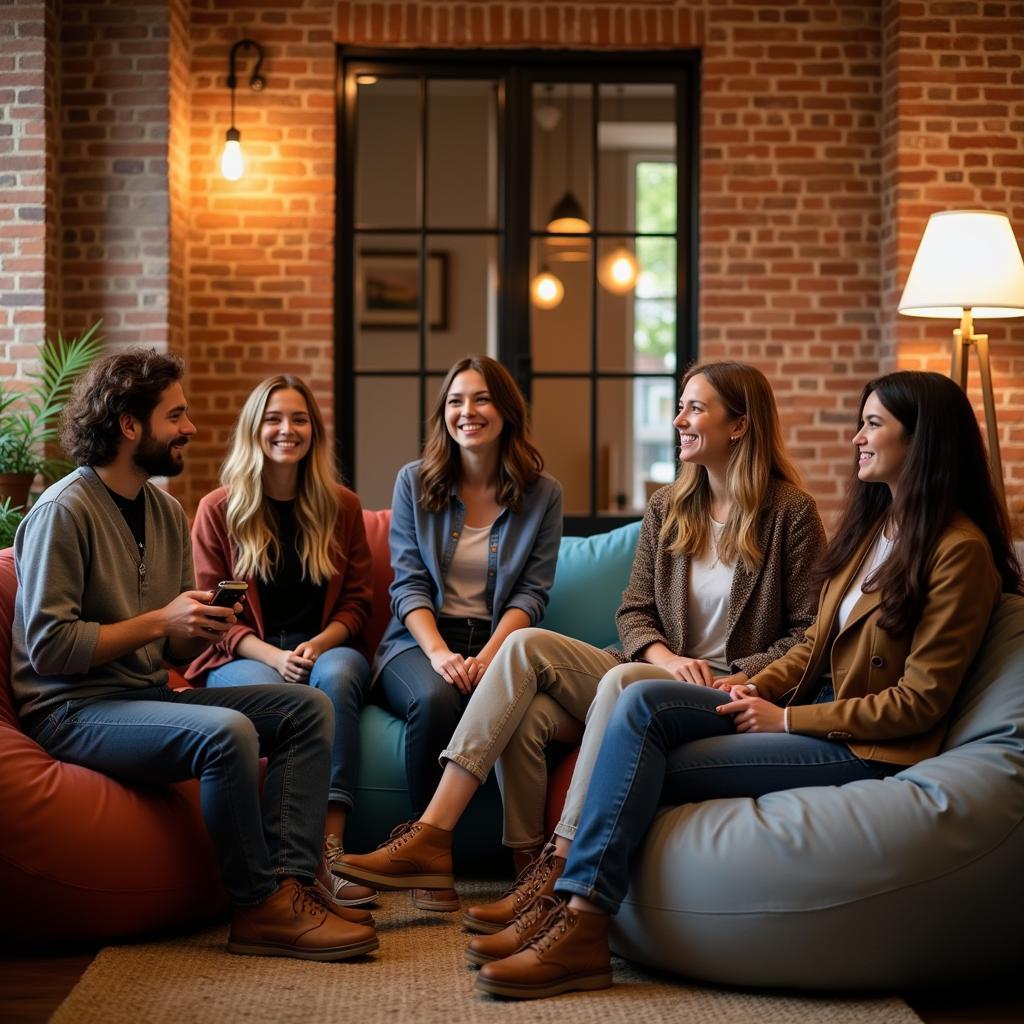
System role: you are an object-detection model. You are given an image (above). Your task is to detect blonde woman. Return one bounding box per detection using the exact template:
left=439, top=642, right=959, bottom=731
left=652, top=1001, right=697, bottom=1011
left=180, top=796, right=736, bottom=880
left=189, top=375, right=376, bottom=912
left=337, top=362, right=826, bottom=935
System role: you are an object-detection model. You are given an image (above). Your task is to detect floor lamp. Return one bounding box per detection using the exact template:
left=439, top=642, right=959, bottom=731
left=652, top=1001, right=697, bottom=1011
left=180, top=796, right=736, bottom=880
left=898, top=210, right=1024, bottom=506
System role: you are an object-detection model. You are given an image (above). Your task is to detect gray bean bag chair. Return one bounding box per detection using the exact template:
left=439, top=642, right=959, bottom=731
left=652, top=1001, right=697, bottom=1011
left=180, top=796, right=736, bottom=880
left=611, top=594, right=1024, bottom=989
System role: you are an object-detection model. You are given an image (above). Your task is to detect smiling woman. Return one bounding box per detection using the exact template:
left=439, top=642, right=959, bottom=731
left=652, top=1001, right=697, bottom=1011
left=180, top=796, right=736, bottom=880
left=188, top=374, right=378, bottom=911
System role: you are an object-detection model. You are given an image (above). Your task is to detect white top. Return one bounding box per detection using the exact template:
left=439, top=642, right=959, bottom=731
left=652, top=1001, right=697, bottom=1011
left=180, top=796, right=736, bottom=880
left=440, top=522, right=492, bottom=619
left=836, top=528, right=895, bottom=632
left=685, top=519, right=734, bottom=673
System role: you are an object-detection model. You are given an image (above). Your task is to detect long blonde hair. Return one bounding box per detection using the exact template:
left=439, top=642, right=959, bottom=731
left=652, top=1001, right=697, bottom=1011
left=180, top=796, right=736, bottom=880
left=220, top=375, right=341, bottom=585
left=661, top=361, right=803, bottom=571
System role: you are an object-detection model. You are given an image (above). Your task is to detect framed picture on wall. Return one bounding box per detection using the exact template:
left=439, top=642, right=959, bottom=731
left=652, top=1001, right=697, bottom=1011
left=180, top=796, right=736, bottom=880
left=357, top=249, right=449, bottom=331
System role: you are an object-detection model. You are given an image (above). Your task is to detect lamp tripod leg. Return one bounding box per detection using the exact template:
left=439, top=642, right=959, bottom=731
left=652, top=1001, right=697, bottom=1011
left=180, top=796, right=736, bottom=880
left=974, top=333, right=1006, bottom=509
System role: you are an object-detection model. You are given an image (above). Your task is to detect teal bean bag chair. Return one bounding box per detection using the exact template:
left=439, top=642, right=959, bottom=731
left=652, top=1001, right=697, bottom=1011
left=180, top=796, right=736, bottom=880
left=610, top=594, right=1024, bottom=988
left=347, top=514, right=641, bottom=866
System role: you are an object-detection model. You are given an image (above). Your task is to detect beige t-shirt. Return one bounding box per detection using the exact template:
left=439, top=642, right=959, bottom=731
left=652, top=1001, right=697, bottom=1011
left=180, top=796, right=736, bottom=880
left=685, top=519, right=734, bottom=673
left=440, top=522, right=492, bottom=619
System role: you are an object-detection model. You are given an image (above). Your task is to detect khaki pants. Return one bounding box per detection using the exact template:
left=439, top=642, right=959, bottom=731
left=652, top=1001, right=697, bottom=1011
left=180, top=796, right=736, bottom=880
left=440, top=627, right=675, bottom=848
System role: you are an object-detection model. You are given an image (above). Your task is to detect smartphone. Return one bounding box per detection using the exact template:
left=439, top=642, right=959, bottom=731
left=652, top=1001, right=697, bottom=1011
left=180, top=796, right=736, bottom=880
left=210, top=580, right=248, bottom=607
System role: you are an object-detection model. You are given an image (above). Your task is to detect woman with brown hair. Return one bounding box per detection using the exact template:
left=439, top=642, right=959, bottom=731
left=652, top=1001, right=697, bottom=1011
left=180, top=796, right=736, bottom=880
left=372, top=355, right=563, bottom=911
left=338, top=361, right=826, bottom=932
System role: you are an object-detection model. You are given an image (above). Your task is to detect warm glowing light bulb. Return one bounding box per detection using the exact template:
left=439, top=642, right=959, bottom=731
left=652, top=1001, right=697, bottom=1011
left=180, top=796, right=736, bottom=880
left=220, top=128, right=244, bottom=181
left=531, top=270, right=564, bottom=309
left=598, top=247, right=639, bottom=294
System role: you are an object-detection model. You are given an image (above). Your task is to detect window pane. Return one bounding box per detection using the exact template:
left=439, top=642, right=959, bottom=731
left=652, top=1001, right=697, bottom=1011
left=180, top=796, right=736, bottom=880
left=597, top=376, right=677, bottom=514
left=355, top=376, right=420, bottom=509
left=427, top=80, right=499, bottom=229
left=354, top=235, right=422, bottom=371
left=530, top=237, right=592, bottom=373
left=531, top=378, right=591, bottom=516
left=532, top=83, right=593, bottom=235
left=427, top=234, right=499, bottom=372
left=597, top=85, right=676, bottom=235
left=633, top=235, right=677, bottom=373
left=355, top=78, right=418, bottom=228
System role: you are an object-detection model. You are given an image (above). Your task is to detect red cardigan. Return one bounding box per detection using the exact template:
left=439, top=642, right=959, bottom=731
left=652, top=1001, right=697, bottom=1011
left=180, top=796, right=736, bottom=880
left=186, top=484, right=373, bottom=682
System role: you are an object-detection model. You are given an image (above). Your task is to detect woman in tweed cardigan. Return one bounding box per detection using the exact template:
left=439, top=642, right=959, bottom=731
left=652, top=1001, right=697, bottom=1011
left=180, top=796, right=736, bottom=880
left=335, top=363, right=826, bottom=932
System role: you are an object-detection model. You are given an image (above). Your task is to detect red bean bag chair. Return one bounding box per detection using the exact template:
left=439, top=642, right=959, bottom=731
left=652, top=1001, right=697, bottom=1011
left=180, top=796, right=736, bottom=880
left=0, top=549, right=227, bottom=943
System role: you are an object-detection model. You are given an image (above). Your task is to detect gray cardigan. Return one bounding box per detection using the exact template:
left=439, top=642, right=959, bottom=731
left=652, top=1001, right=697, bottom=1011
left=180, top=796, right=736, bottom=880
left=11, top=466, right=194, bottom=721
left=615, top=478, right=826, bottom=678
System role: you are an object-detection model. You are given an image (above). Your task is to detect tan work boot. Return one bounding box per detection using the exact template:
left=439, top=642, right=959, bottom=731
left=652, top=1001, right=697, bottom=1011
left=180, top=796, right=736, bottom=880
left=321, top=835, right=378, bottom=905
left=475, top=900, right=612, bottom=999
left=463, top=841, right=565, bottom=934
left=334, top=820, right=454, bottom=890
left=465, top=894, right=560, bottom=967
left=411, top=887, right=460, bottom=912
left=228, top=878, right=379, bottom=961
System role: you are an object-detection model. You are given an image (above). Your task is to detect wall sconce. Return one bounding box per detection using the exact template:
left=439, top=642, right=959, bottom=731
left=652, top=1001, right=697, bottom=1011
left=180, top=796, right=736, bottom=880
left=898, top=209, right=1024, bottom=505
left=221, top=38, right=265, bottom=181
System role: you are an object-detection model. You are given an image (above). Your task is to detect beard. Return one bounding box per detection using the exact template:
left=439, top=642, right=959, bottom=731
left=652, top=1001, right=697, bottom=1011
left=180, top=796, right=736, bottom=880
left=133, top=428, right=187, bottom=477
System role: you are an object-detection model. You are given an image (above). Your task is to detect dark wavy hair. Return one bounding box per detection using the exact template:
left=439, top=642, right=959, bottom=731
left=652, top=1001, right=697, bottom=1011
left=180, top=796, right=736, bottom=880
left=59, top=348, right=185, bottom=467
left=819, top=371, right=1022, bottom=637
left=418, top=356, right=543, bottom=514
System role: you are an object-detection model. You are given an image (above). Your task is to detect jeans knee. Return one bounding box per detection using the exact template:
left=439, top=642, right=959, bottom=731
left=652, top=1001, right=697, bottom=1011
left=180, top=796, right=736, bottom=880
left=207, top=710, right=261, bottom=764
left=410, top=687, right=462, bottom=734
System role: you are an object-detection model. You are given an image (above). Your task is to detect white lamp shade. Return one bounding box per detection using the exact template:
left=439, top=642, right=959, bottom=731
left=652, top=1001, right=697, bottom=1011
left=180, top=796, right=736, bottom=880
left=898, top=210, right=1024, bottom=319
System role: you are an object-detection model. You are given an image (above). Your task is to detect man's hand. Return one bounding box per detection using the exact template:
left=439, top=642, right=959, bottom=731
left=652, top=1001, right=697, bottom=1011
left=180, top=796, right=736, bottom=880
left=158, top=591, right=237, bottom=640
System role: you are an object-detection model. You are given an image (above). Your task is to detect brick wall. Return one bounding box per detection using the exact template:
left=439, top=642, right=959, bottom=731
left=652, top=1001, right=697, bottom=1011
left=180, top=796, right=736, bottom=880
left=0, top=0, right=50, bottom=396
left=181, top=0, right=337, bottom=513
left=58, top=0, right=174, bottom=348
left=881, top=0, right=1024, bottom=531
left=6, top=0, right=1023, bottom=532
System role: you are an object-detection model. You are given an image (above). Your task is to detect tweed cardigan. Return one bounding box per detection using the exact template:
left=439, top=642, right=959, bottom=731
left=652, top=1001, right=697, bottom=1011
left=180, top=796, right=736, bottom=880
left=185, top=483, right=373, bottom=681
left=615, top=478, right=826, bottom=677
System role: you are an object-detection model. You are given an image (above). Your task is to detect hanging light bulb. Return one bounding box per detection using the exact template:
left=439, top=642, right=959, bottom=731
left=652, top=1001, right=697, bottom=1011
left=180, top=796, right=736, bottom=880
left=598, top=246, right=639, bottom=294
left=220, top=127, right=244, bottom=181
left=546, top=85, right=590, bottom=236
left=531, top=269, right=564, bottom=309
left=220, top=39, right=265, bottom=181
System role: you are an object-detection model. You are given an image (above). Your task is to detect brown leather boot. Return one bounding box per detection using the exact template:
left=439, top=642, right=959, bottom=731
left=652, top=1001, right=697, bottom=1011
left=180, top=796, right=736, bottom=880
left=334, top=820, right=454, bottom=890
left=465, top=894, right=559, bottom=967
left=463, top=841, right=565, bottom=934
left=228, top=878, right=379, bottom=962
left=511, top=846, right=542, bottom=875
left=475, top=900, right=612, bottom=999
left=411, top=887, right=460, bottom=912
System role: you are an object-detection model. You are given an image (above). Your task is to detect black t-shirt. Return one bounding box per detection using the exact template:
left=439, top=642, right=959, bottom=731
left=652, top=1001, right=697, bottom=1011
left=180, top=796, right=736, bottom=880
left=103, top=481, right=146, bottom=559
left=257, top=496, right=326, bottom=638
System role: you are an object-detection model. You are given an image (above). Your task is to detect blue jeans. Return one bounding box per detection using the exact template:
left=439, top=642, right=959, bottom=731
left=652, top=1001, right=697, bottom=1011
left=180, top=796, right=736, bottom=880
left=206, top=634, right=371, bottom=809
left=555, top=680, right=896, bottom=914
left=378, top=616, right=489, bottom=815
left=26, top=682, right=332, bottom=906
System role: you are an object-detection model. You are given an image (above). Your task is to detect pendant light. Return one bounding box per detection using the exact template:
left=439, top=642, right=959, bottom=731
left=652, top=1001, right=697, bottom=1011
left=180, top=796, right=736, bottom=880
left=546, top=85, right=590, bottom=235
left=530, top=85, right=565, bottom=309
left=597, top=88, right=639, bottom=293
left=531, top=269, right=565, bottom=309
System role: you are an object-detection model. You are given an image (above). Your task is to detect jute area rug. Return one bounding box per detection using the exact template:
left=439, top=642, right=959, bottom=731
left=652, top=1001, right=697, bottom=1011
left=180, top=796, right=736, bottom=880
left=53, top=882, right=922, bottom=1024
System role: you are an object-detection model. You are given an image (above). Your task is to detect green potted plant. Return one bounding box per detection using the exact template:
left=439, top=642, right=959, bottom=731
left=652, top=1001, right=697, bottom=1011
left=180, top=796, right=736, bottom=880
left=0, top=497, right=25, bottom=549
left=0, top=321, right=103, bottom=508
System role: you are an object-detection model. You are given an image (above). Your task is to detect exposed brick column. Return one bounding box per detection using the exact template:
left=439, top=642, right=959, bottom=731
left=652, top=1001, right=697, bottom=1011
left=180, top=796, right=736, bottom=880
left=0, top=0, right=52, bottom=391
left=58, top=0, right=173, bottom=348
left=882, top=0, right=1024, bottom=533
left=182, top=0, right=337, bottom=514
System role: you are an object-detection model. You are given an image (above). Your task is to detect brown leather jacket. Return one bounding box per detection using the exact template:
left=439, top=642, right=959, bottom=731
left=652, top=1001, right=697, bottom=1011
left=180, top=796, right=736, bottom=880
left=752, top=513, right=1002, bottom=766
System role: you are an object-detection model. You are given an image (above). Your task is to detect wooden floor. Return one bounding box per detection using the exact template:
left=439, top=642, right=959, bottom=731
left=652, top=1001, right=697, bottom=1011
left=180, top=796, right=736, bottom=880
left=1, top=950, right=1022, bottom=1023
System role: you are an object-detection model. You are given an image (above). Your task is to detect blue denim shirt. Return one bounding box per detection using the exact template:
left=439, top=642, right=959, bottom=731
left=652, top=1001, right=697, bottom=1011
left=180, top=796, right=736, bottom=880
left=372, top=460, right=563, bottom=679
